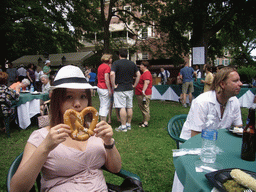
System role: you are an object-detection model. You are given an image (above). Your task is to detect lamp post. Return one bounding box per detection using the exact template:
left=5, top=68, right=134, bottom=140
left=38, top=57, right=43, bottom=67
left=61, top=56, right=66, bottom=65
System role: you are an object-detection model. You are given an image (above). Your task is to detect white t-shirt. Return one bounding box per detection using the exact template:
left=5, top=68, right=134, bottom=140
left=180, top=90, right=242, bottom=140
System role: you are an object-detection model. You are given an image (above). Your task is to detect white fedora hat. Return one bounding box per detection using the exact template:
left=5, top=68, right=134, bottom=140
left=51, top=65, right=93, bottom=90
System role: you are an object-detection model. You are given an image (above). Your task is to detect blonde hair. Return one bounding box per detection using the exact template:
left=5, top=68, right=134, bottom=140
left=210, top=67, right=236, bottom=93
left=101, top=54, right=112, bottom=63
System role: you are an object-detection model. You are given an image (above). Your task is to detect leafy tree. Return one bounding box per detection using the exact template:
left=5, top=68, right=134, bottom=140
left=70, top=0, right=164, bottom=54
left=160, top=0, right=256, bottom=65
left=220, top=9, right=256, bottom=66
left=1, top=0, right=78, bottom=66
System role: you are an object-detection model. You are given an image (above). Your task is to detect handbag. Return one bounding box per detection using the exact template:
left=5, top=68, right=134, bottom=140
left=38, top=101, right=50, bottom=128
left=38, top=115, right=49, bottom=128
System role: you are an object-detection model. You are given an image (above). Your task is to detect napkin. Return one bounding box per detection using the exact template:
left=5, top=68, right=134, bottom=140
left=172, top=147, right=224, bottom=157
left=172, top=148, right=201, bottom=157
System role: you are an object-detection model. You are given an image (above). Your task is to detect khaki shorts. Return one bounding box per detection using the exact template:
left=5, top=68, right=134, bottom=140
left=114, top=90, right=134, bottom=108
left=182, top=82, right=194, bottom=94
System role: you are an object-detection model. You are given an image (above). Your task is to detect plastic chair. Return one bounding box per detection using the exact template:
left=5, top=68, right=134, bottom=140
left=7, top=152, right=143, bottom=192
left=167, top=114, right=187, bottom=149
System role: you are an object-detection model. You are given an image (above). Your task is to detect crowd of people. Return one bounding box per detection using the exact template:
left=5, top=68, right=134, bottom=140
left=0, top=60, right=54, bottom=132
left=6, top=47, right=248, bottom=191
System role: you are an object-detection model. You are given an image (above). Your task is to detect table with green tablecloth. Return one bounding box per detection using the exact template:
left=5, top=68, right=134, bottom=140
left=13, top=92, right=49, bottom=129
left=173, top=129, right=256, bottom=192
left=151, top=83, right=256, bottom=108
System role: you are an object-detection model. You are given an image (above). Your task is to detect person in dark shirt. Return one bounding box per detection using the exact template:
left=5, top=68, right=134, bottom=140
left=110, top=48, right=141, bottom=132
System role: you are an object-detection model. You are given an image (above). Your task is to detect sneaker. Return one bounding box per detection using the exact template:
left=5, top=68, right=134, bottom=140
left=183, top=103, right=187, bottom=108
left=126, top=125, right=131, bottom=130
left=115, top=126, right=127, bottom=132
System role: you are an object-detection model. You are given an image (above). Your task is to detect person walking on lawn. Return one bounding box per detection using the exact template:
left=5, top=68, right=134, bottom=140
left=180, top=62, right=197, bottom=107
left=110, top=48, right=141, bottom=132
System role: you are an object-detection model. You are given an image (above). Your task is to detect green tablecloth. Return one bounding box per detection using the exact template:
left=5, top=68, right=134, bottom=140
left=15, top=92, right=49, bottom=106
left=173, top=129, right=256, bottom=192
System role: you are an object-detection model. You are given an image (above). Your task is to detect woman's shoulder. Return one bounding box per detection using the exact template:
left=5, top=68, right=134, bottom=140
left=27, top=127, right=48, bottom=147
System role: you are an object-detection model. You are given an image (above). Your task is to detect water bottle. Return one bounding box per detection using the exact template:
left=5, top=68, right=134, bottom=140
left=200, top=114, right=218, bottom=163
left=30, top=84, right=34, bottom=93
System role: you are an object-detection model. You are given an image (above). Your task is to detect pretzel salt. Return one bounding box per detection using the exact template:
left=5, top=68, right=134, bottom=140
left=63, top=107, right=99, bottom=141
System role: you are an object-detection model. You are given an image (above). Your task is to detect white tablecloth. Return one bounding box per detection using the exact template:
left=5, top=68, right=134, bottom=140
left=17, top=99, right=40, bottom=129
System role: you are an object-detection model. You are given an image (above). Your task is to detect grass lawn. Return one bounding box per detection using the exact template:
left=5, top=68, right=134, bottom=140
left=0, top=95, right=249, bottom=191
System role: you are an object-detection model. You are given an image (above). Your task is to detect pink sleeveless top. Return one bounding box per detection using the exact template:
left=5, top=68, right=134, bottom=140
left=28, top=128, right=108, bottom=192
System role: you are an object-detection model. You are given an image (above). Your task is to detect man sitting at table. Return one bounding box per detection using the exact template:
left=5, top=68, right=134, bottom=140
left=172, top=66, right=243, bottom=192
left=40, top=75, right=50, bottom=93
left=180, top=66, right=243, bottom=140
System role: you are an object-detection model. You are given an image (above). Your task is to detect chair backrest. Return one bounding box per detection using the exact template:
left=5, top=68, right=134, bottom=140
left=6, top=152, right=40, bottom=192
left=6, top=152, right=23, bottom=192
left=167, top=114, right=187, bottom=149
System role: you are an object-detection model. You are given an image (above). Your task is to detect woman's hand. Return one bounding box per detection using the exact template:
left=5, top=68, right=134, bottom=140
left=94, top=121, right=113, bottom=145
left=42, top=124, right=71, bottom=152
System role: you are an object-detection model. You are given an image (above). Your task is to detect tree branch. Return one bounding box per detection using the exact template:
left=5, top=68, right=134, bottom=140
left=112, top=9, right=160, bottom=27
left=114, top=15, right=138, bottom=36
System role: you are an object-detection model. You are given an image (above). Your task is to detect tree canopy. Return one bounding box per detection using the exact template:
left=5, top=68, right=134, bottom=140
left=160, top=0, right=256, bottom=65
left=2, top=0, right=256, bottom=67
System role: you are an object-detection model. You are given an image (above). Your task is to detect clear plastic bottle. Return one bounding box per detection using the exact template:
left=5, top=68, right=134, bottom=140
left=30, top=84, right=34, bottom=93
left=200, top=114, right=218, bottom=163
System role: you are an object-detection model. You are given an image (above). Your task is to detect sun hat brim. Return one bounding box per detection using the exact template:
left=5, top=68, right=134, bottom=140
left=50, top=82, right=93, bottom=91
left=50, top=65, right=93, bottom=91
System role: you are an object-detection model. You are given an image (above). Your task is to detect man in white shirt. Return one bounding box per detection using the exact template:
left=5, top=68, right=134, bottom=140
left=180, top=66, right=243, bottom=140
left=195, top=65, right=202, bottom=79
left=173, top=67, right=243, bottom=191
left=158, top=68, right=170, bottom=84
left=40, top=75, right=50, bottom=93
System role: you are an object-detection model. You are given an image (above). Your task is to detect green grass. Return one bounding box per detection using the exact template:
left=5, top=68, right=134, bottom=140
left=0, top=95, right=248, bottom=191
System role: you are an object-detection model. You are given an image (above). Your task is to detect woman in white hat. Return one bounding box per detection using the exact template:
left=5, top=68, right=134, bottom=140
left=11, top=65, right=121, bottom=191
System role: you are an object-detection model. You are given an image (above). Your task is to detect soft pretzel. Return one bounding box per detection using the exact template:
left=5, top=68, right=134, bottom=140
left=63, top=107, right=99, bottom=141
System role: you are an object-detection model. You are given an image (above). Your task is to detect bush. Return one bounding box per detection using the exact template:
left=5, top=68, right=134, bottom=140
left=237, top=66, right=256, bottom=84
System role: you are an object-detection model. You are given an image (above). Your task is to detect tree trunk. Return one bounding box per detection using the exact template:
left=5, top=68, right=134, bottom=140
left=190, top=0, right=209, bottom=65
left=103, top=24, right=110, bottom=53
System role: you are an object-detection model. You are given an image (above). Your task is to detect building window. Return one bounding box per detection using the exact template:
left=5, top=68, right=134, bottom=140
left=224, top=59, right=230, bottom=66
left=141, top=28, right=148, bottom=39
left=140, top=4, right=148, bottom=16
left=214, top=59, right=219, bottom=66
left=112, top=7, right=117, bottom=13
left=142, top=52, right=148, bottom=60
left=124, top=6, right=131, bottom=13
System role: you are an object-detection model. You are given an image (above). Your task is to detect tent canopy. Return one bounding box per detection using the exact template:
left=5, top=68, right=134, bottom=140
left=12, top=51, right=94, bottom=68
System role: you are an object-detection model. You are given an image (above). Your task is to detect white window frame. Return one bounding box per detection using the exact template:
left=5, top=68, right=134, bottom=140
left=142, top=52, right=149, bottom=60
left=124, top=5, right=131, bottom=13
left=141, top=28, right=148, bottom=40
